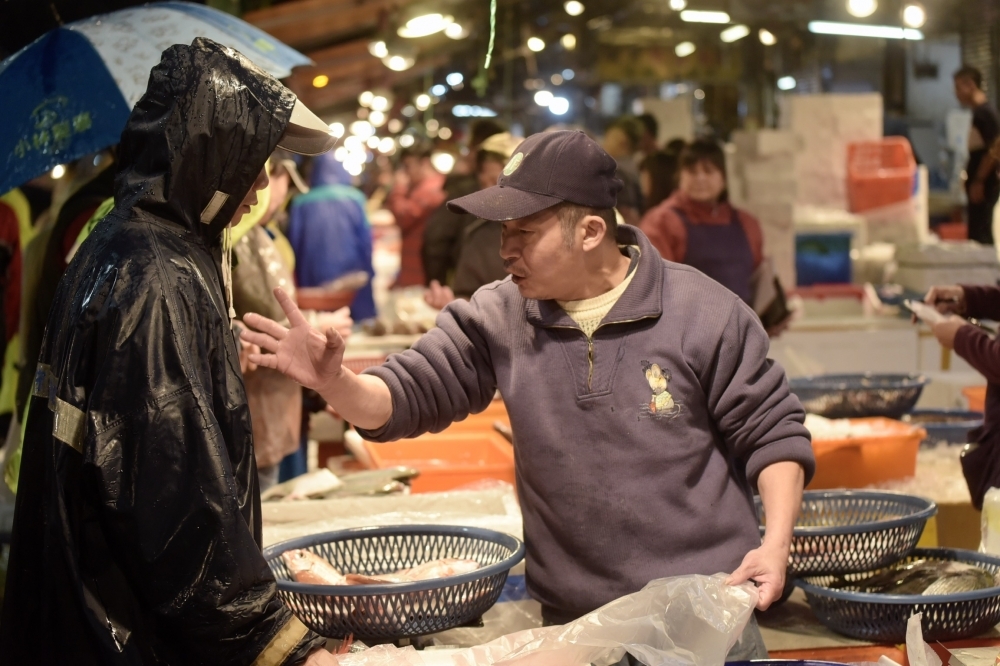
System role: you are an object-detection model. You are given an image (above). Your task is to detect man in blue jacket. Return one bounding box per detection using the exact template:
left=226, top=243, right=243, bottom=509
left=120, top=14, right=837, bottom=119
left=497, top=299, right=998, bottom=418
left=244, top=130, right=815, bottom=659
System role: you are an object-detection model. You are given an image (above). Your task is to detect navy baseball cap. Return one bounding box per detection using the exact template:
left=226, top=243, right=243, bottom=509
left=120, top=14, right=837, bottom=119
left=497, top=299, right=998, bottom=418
left=447, top=130, right=623, bottom=222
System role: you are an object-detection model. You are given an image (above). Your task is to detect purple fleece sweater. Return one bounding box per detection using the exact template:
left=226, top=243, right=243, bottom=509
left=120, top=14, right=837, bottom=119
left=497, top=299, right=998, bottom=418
left=359, top=225, right=815, bottom=621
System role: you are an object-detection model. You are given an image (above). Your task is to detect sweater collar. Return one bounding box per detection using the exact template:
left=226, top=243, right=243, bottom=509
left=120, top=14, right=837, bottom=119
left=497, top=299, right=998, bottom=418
left=525, top=225, right=664, bottom=330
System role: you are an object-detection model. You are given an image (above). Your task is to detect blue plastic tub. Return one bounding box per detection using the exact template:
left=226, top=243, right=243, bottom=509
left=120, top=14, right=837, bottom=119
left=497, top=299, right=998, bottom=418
left=904, top=409, right=983, bottom=446
left=796, top=232, right=852, bottom=286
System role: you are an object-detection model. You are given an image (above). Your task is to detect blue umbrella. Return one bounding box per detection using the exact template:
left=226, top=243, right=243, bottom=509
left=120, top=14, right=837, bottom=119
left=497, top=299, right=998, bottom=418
left=0, top=1, right=312, bottom=195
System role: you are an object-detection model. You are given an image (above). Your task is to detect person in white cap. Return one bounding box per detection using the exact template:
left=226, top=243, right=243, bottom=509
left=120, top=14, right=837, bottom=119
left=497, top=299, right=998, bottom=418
left=0, top=39, right=341, bottom=665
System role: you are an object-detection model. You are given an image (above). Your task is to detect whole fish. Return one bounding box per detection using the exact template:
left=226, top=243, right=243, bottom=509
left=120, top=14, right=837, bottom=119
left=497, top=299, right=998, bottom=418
left=831, top=559, right=1000, bottom=595
left=344, top=558, right=481, bottom=585
left=282, top=549, right=347, bottom=586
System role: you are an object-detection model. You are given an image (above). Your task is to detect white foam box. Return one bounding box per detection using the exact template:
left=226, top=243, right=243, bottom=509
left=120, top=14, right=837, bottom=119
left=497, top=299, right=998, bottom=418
left=731, top=129, right=802, bottom=157
left=741, top=157, right=796, bottom=182
left=745, top=202, right=795, bottom=230
left=895, top=241, right=1000, bottom=293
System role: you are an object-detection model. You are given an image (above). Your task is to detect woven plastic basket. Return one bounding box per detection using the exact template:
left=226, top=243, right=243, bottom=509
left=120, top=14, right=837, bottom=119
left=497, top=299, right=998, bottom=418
left=798, top=548, right=1000, bottom=643
left=263, top=525, right=525, bottom=639
left=789, top=373, right=929, bottom=419
left=758, top=491, right=936, bottom=577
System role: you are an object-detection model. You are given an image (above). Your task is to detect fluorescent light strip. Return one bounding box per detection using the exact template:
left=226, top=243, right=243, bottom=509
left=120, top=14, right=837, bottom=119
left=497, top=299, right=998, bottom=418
left=720, top=25, right=750, bottom=42
left=680, top=10, right=731, bottom=23
left=808, top=21, right=923, bottom=40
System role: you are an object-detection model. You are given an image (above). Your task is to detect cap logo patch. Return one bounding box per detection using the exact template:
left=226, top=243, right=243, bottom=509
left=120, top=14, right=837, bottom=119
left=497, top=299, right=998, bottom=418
left=503, top=152, right=524, bottom=176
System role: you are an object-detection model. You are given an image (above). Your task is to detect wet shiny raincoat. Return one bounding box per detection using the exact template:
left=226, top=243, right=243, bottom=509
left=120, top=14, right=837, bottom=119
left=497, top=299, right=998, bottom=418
left=0, top=39, right=324, bottom=665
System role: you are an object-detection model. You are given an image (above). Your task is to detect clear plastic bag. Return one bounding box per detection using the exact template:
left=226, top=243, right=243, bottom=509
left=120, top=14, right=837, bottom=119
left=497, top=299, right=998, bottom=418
left=333, top=574, right=758, bottom=666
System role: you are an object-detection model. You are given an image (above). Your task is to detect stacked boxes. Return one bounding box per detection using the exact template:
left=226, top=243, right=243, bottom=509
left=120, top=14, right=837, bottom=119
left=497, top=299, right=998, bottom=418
left=729, top=130, right=801, bottom=288
left=779, top=93, right=884, bottom=210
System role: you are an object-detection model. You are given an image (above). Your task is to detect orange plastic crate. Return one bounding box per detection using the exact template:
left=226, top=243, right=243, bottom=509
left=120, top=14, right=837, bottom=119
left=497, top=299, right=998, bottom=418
left=296, top=287, right=356, bottom=311
left=809, top=418, right=926, bottom=490
left=847, top=138, right=917, bottom=213
left=964, top=386, right=987, bottom=413
left=362, top=432, right=515, bottom=493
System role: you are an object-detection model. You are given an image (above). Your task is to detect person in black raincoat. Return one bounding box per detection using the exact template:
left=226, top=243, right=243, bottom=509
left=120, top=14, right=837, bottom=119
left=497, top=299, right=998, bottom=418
left=0, top=38, right=341, bottom=666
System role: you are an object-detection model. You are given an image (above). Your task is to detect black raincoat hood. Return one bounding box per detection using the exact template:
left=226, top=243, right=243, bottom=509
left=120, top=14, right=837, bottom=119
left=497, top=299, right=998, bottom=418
left=0, top=39, right=323, bottom=665
left=116, top=37, right=296, bottom=241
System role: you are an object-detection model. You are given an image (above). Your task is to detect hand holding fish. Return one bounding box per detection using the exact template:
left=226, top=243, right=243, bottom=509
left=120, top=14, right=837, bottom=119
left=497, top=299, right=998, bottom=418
left=304, top=648, right=341, bottom=665
left=726, top=542, right=788, bottom=610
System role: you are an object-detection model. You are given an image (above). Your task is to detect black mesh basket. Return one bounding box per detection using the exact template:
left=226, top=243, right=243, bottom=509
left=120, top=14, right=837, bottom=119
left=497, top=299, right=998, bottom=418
left=798, top=549, right=1000, bottom=643
left=789, top=373, right=929, bottom=419
left=263, top=525, right=525, bottom=640
left=758, top=491, right=937, bottom=577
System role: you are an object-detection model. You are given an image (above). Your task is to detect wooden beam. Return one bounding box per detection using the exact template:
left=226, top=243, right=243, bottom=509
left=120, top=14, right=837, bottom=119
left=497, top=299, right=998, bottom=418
left=244, top=0, right=398, bottom=50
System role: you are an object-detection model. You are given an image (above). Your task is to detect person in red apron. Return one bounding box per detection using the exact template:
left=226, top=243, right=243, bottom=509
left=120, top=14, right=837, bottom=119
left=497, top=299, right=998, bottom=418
left=639, top=139, right=764, bottom=305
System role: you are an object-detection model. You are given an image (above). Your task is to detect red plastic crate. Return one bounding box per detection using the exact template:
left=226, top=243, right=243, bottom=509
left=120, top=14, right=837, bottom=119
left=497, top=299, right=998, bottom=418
left=362, top=432, right=515, bottom=493
left=847, top=138, right=917, bottom=213
left=809, top=417, right=925, bottom=490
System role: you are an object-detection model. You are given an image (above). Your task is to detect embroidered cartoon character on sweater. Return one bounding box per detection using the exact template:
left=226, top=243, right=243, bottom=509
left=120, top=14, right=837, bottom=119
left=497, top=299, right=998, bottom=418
left=640, top=361, right=682, bottom=420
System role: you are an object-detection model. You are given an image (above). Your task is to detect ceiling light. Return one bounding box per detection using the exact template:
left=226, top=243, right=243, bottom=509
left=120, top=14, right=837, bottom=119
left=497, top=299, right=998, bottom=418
left=431, top=152, right=456, bottom=174
left=564, top=1, right=585, bottom=16
left=399, top=134, right=416, bottom=148
left=549, top=96, right=570, bottom=115
left=378, top=137, right=396, bottom=153
left=561, top=34, right=577, bottom=50
left=388, top=118, right=403, bottom=133
left=675, top=41, right=697, bottom=57
left=445, top=22, right=469, bottom=39
left=329, top=122, right=345, bottom=138
left=359, top=91, right=374, bottom=107
left=426, top=118, right=440, bottom=132
left=534, top=90, right=554, bottom=106
left=334, top=147, right=348, bottom=162
left=680, top=10, right=730, bottom=23
left=370, top=95, right=389, bottom=112
left=439, top=127, right=453, bottom=140
left=452, top=104, right=498, bottom=117
left=369, top=110, right=386, bottom=127
left=344, top=135, right=363, bottom=151
left=312, top=74, right=330, bottom=88
left=368, top=40, right=389, bottom=58
left=669, top=0, right=687, bottom=9
left=720, top=25, right=750, bottom=43
left=398, top=13, right=454, bottom=38
left=846, top=0, right=878, bottom=18
left=563, top=68, right=576, bottom=80
left=383, top=55, right=415, bottom=71
left=902, top=2, right=926, bottom=28
left=551, top=73, right=564, bottom=85
left=366, top=136, right=381, bottom=149
left=527, top=37, right=546, bottom=52
left=694, top=89, right=705, bottom=99
left=350, top=120, right=375, bottom=138
left=51, top=164, right=66, bottom=179
left=759, top=28, right=777, bottom=45
left=777, top=76, right=797, bottom=91
left=431, top=84, right=447, bottom=97
left=808, top=21, right=923, bottom=39
left=446, top=72, right=464, bottom=86
left=402, top=105, right=416, bottom=117
left=415, top=94, right=431, bottom=111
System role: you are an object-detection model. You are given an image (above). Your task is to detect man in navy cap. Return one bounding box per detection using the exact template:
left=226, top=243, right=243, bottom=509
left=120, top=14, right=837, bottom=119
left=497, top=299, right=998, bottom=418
left=243, top=130, right=814, bottom=659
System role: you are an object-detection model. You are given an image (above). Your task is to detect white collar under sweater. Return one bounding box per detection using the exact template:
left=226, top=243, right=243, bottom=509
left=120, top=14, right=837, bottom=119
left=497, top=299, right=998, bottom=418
left=557, top=247, right=639, bottom=338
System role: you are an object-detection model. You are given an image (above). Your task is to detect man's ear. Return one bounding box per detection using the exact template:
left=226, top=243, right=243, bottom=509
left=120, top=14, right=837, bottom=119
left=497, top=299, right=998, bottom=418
left=580, top=215, right=609, bottom=252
